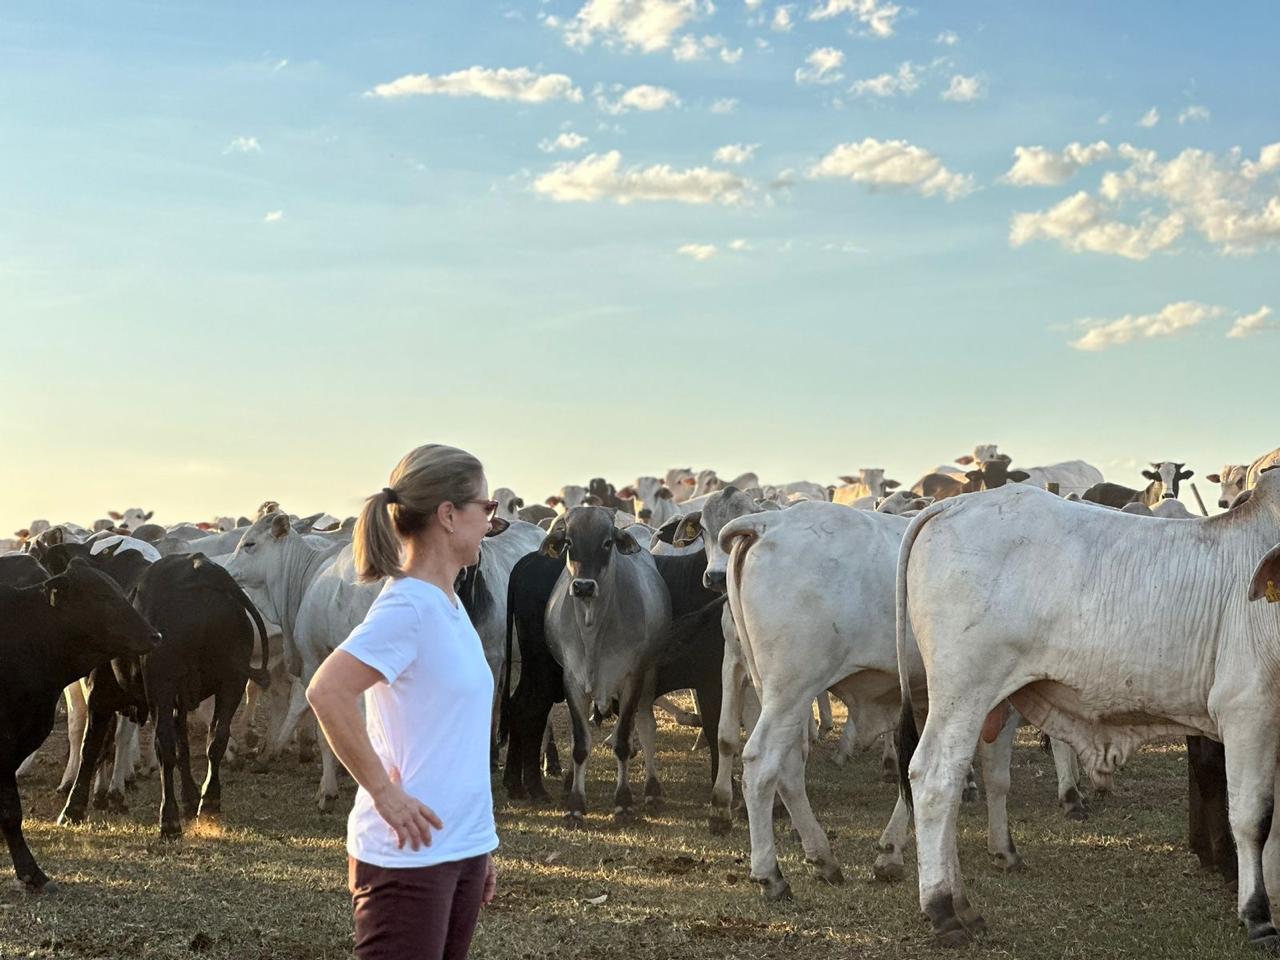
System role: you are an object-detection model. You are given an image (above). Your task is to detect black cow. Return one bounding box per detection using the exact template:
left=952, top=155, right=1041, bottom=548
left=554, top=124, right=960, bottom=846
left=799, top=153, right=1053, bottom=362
left=59, top=554, right=269, bottom=838
left=1188, top=736, right=1236, bottom=886
left=0, top=555, right=49, bottom=589
left=1, top=560, right=160, bottom=892
left=912, top=459, right=1031, bottom=501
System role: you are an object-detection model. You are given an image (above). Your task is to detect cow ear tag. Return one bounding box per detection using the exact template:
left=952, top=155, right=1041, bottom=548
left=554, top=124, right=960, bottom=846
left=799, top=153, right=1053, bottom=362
left=48, top=588, right=58, bottom=608
left=1266, top=580, right=1280, bottom=604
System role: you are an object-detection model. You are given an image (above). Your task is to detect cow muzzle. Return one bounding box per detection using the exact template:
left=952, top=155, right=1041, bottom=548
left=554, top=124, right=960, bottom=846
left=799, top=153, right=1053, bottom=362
left=1161, top=492, right=1176, bottom=500
left=570, top=579, right=597, bottom=599
left=702, top=569, right=726, bottom=592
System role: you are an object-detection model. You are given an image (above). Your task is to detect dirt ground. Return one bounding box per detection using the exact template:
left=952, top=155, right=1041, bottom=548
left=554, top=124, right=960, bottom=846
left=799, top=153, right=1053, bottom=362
left=2, top=698, right=1254, bottom=959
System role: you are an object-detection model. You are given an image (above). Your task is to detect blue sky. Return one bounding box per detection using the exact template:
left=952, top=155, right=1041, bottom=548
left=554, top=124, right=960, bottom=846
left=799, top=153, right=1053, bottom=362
left=2, top=0, right=1277, bottom=531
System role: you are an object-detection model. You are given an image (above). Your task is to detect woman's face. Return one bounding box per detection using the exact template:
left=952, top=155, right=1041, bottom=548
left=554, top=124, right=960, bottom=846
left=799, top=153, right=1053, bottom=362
left=454, top=475, right=492, bottom=564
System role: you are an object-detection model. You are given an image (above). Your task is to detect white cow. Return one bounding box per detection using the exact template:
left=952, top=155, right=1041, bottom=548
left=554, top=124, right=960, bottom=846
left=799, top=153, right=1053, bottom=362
left=546, top=485, right=587, bottom=515
left=1015, top=459, right=1105, bottom=498
left=492, top=487, right=525, bottom=523
left=664, top=468, right=698, bottom=503
left=831, top=469, right=901, bottom=506
left=894, top=471, right=1280, bottom=949
left=1207, top=448, right=1280, bottom=509
left=620, top=477, right=680, bottom=528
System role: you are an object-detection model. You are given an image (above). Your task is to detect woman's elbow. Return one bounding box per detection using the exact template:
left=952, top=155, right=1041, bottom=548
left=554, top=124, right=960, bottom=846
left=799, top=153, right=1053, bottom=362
left=305, top=674, right=335, bottom=717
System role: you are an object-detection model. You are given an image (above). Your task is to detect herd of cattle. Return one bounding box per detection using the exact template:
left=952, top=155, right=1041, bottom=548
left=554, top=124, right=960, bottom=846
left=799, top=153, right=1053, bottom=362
left=4, top=443, right=1280, bottom=952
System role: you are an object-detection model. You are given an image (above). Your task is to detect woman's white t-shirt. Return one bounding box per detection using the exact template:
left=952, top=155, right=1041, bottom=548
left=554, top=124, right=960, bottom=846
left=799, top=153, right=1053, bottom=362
left=337, top=575, right=498, bottom=869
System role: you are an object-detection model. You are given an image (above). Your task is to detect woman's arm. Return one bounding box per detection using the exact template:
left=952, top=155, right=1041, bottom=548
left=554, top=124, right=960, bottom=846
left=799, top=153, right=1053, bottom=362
left=306, top=650, right=443, bottom=850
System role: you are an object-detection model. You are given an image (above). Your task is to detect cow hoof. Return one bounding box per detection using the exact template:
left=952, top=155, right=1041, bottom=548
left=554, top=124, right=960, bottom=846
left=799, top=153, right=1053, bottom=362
left=612, top=807, right=636, bottom=825
left=106, top=791, right=128, bottom=814
left=252, top=757, right=273, bottom=774
left=881, top=765, right=898, bottom=784
left=55, top=782, right=72, bottom=797
left=789, top=827, right=801, bottom=843
left=544, top=761, right=563, bottom=778
left=757, top=875, right=792, bottom=902
left=994, top=853, right=1024, bottom=873
left=182, top=803, right=200, bottom=820
left=961, top=785, right=979, bottom=804
left=160, top=821, right=183, bottom=840
left=317, top=794, right=337, bottom=814
left=298, top=748, right=315, bottom=765
left=1064, top=804, right=1089, bottom=822
left=92, top=792, right=109, bottom=810
left=244, top=730, right=260, bottom=750
left=505, top=783, right=529, bottom=801
left=56, top=809, right=85, bottom=827
left=872, top=859, right=905, bottom=883
left=708, top=814, right=732, bottom=836
left=19, top=878, right=58, bottom=896
left=811, top=861, right=844, bottom=885
left=1248, top=932, right=1280, bottom=952
left=643, top=796, right=663, bottom=812
left=932, top=925, right=973, bottom=949
left=563, top=812, right=586, bottom=830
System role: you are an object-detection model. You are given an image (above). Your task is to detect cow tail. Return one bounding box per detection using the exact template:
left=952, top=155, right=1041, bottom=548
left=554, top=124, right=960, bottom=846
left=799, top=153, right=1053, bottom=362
left=237, top=584, right=272, bottom=689
left=721, top=515, right=767, bottom=687
left=895, top=501, right=946, bottom=809
left=500, top=569, right=517, bottom=744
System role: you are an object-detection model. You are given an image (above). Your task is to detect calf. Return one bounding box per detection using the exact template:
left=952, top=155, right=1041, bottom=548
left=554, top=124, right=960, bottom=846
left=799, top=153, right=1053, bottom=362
left=2, top=560, right=160, bottom=891
left=59, top=555, right=269, bottom=838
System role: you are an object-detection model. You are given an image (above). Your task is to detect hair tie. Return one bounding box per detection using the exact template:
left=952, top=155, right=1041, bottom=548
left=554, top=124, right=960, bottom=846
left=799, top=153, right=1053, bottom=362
left=382, top=487, right=400, bottom=505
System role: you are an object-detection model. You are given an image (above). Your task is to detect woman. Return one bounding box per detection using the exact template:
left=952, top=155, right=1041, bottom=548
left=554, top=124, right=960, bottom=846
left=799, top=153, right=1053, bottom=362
left=307, top=443, right=501, bottom=960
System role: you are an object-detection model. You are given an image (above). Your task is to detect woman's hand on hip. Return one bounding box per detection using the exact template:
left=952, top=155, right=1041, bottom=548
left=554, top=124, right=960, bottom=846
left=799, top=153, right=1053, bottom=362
left=482, top=855, right=497, bottom=906
left=371, top=767, right=443, bottom=851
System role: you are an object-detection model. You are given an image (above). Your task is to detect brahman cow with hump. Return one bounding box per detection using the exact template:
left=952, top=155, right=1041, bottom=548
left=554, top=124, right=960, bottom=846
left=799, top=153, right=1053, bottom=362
left=895, top=467, right=1280, bottom=950
left=1207, top=446, right=1280, bottom=509
left=540, top=507, right=672, bottom=826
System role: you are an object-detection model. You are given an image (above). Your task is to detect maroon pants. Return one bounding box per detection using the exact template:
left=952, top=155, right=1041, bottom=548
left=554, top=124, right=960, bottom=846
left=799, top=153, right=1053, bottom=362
left=348, top=854, right=487, bottom=960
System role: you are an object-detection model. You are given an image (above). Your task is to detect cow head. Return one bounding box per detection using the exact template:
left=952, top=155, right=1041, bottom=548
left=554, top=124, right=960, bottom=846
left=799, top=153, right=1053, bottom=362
left=223, top=512, right=296, bottom=626
left=964, top=460, right=1030, bottom=491
left=49, top=559, right=161, bottom=657
left=691, top=486, right=766, bottom=592
left=1141, top=461, right=1193, bottom=500
left=541, top=507, right=640, bottom=626
left=491, top=487, right=524, bottom=522
left=875, top=491, right=933, bottom=515
left=695, top=469, right=723, bottom=497
left=1205, top=465, right=1248, bottom=509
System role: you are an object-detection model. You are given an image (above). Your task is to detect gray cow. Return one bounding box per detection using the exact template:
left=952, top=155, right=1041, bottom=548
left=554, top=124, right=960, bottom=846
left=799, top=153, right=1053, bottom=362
left=541, top=507, right=672, bottom=827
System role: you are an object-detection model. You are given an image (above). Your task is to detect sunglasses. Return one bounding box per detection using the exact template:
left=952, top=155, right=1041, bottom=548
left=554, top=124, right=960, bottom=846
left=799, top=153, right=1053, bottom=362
left=463, top=498, right=501, bottom=521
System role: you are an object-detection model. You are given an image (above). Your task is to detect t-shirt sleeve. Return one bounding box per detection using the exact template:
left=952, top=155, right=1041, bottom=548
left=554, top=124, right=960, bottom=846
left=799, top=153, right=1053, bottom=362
left=338, top=590, right=421, bottom=686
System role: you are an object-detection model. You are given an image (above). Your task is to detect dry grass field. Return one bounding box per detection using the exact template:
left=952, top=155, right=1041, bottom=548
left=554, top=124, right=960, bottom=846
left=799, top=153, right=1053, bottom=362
left=3, top=699, right=1255, bottom=960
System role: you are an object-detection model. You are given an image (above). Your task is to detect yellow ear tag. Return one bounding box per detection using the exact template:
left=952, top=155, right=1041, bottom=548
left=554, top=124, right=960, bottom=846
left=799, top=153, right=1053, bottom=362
left=48, top=588, right=58, bottom=608
left=1267, top=580, right=1280, bottom=604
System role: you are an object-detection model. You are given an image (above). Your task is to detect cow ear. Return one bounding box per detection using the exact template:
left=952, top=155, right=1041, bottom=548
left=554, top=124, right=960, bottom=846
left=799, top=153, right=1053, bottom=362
left=1248, top=544, right=1280, bottom=603
left=484, top=518, right=511, bottom=538
left=1178, top=469, right=1194, bottom=480
left=1141, top=470, right=1160, bottom=481
left=1206, top=473, right=1221, bottom=483
left=837, top=475, right=857, bottom=485
left=681, top=476, right=696, bottom=487
left=955, top=455, right=974, bottom=466
left=144, top=511, right=153, bottom=521
left=656, top=487, right=673, bottom=501
left=108, top=511, right=123, bottom=520
left=270, top=513, right=291, bottom=539
left=965, top=470, right=982, bottom=482
left=617, top=486, right=636, bottom=500
left=674, top=512, right=702, bottom=548
left=1009, top=470, right=1030, bottom=482
left=884, top=479, right=900, bottom=490
left=540, top=519, right=568, bottom=559
left=545, top=496, right=562, bottom=507
left=613, top=528, right=641, bottom=555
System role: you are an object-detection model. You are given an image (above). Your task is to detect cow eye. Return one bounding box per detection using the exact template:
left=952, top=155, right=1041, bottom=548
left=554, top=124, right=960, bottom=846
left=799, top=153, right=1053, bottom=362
left=602, top=539, right=613, bottom=551
left=243, top=541, right=255, bottom=550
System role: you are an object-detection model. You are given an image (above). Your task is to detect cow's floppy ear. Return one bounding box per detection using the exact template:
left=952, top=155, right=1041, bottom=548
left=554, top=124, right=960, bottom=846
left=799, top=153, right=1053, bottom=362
left=965, top=470, right=983, bottom=483
left=108, top=511, right=123, bottom=520
left=1177, top=468, right=1194, bottom=481
left=144, top=511, right=153, bottom=521
left=884, top=479, right=900, bottom=490
left=612, top=527, right=641, bottom=555
left=270, top=513, right=291, bottom=539
left=540, top=518, right=568, bottom=559
left=484, top=518, right=511, bottom=538
left=674, top=511, right=702, bottom=548
left=656, top=487, right=673, bottom=501
left=1248, top=544, right=1280, bottom=603
left=955, top=455, right=975, bottom=465
left=617, top=486, right=636, bottom=500
left=1141, top=470, right=1160, bottom=481
left=1206, top=473, right=1222, bottom=483
left=681, top=476, right=696, bottom=487
left=545, top=495, right=563, bottom=507
left=1008, top=470, right=1030, bottom=482
left=838, top=475, right=857, bottom=485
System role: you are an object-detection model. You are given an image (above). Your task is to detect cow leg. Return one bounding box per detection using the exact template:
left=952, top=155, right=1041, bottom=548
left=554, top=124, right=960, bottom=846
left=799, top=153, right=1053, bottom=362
left=562, top=687, right=591, bottom=828
left=979, top=710, right=1022, bottom=871
left=58, top=696, right=115, bottom=826
left=773, top=711, right=843, bottom=887
left=1188, top=737, right=1211, bottom=869
left=104, top=718, right=135, bottom=812
left=261, top=675, right=310, bottom=768
left=815, top=693, right=833, bottom=739
left=828, top=692, right=857, bottom=767
left=611, top=681, right=644, bottom=821
left=1051, top=737, right=1087, bottom=820
left=695, top=679, right=721, bottom=791
left=710, top=643, right=748, bottom=833
left=742, top=700, right=810, bottom=901
left=154, top=707, right=182, bottom=839
left=873, top=792, right=912, bottom=882
left=1189, top=737, right=1237, bottom=885
left=174, top=710, right=201, bottom=820
left=198, top=679, right=241, bottom=820
left=877, top=733, right=897, bottom=782
left=56, top=683, right=87, bottom=795
left=134, top=720, right=158, bottom=779
left=910, top=703, right=990, bottom=946
left=635, top=688, right=664, bottom=812
left=525, top=698, right=557, bottom=802
left=542, top=714, right=561, bottom=778
left=15, top=753, right=37, bottom=779
left=316, top=732, right=340, bottom=812
left=1, top=768, right=52, bottom=893
left=1221, top=720, right=1280, bottom=949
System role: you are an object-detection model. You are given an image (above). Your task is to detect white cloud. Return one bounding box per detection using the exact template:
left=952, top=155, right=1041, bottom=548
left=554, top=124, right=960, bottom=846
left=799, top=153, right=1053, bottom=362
left=678, top=242, right=718, bottom=260
left=596, top=83, right=681, bottom=114
left=563, top=0, right=714, bottom=53
left=721, top=45, right=744, bottom=63
left=808, top=0, right=901, bottom=37
left=539, top=131, right=589, bottom=153
left=772, top=5, right=795, bottom=31
left=1003, top=141, right=1113, bottom=187
left=1178, top=104, right=1211, bottom=125
left=941, top=74, right=984, bottom=102
left=1227, top=305, right=1277, bottom=339
left=263, top=210, right=284, bottom=223
left=795, top=47, right=845, bottom=86
left=224, top=136, right=261, bottom=154
left=809, top=137, right=974, bottom=200
left=1137, top=107, right=1160, bottom=128
left=1011, top=141, right=1280, bottom=257
left=272, top=59, right=289, bottom=72
left=534, top=150, right=751, bottom=205
left=745, top=0, right=765, bottom=7
left=710, top=97, right=739, bottom=113
left=673, top=33, right=740, bottom=62
left=729, top=238, right=752, bottom=251
left=849, top=61, right=919, bottom=98
left=1069, top=301, right=1221, bottom=352
left=1011, top=191, right=1184, bottom=259
left=1097, top=112, right=1112, bottom=126
left=935, top=30, right=958, bottom=46
left=714, top=143, right=759, bottom=164
left=369, top=66, right=582, bottom=103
